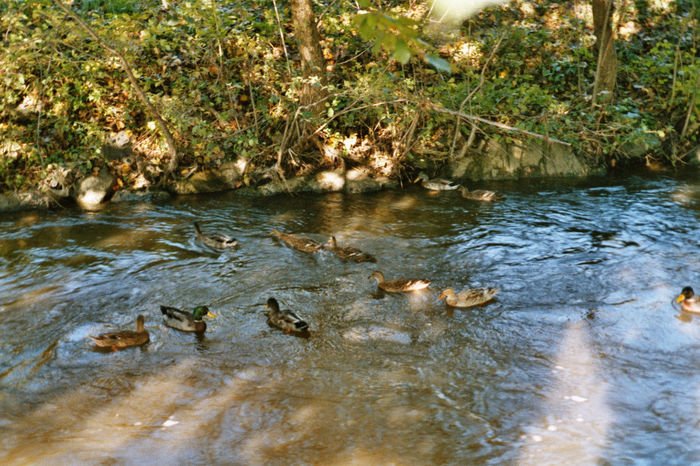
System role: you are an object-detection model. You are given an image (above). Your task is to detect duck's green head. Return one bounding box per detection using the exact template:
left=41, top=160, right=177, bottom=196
left=677, top=286, right=695, bottom=302
left=193, top=306, right=215, bottom=320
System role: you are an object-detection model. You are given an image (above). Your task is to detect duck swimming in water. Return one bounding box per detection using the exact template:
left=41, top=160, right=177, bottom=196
left=324, top=236, right=376, bottom=263
left=265, top=297, right=310, bottom=335
left=438, top=287, right=499, bottom=308
left=676, top=286, right=700, bottom=314
left=194, top=221, right=238, bottom=249
left=414, top=172, right=460, bottom=191
left=160, top=305, right=216, bottom=333
left=460, top=186, right=502, bottom=202
left=270, top=230, right=323, bottom=253
left=369, top=271, right=431, bottom=293
left=89, top=315, right=150, bottom=350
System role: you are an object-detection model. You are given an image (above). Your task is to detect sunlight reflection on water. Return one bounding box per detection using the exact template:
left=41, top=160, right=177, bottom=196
left=1, top=174, right=700, bottom=463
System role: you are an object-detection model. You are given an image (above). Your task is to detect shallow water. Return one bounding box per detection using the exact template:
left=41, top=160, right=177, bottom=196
left=1, top=173, right=700, bottom=464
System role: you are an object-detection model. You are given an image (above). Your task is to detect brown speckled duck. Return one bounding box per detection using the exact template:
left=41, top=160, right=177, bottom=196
left=369, top=271, right=431, bottom=293
left=89, top=315, right=149, bottom=350
left=324, top=236, right=376, bottom=263
left=270, top=230, right=323, bottom=253
left=438, top=287, right=498, bottom=308
left=194, top=221, right=238, bottom=249
left=676, top=286, right=700, bottom=314
left=460, top=186, right=502, bottom=202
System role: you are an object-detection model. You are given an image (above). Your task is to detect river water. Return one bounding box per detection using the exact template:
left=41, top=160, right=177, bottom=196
left=1, top=173, right=699, bottom=464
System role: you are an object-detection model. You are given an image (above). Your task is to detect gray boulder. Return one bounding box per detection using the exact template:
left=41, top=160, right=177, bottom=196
left=74, top=169, right=116, bottom=210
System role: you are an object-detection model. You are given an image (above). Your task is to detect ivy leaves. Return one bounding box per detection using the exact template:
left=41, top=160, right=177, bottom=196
left=353, top=2, right=451, bottom=73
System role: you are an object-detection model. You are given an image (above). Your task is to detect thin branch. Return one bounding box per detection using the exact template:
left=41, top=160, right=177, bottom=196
left=52, top=0, right=179, bottom=174
left=272, top=0, right=292, bottom=76
left=432, top=104, right=572, bottom=146
left=680, top=70, right=698, bottom=139
left=450, top=30, right=507, bottom=157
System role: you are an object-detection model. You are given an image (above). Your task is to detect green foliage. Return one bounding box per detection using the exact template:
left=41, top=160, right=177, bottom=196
left=353, top=9, right=451, bottom=73
left=0, top=0, right=697, bottom=192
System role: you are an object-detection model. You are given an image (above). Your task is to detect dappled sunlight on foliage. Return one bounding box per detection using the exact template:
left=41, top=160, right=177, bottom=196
left=0, top=0, right=697, bottom=192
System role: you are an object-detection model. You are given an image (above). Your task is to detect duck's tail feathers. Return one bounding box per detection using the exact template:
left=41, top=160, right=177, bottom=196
left=295, top=320, right=309, bottom=331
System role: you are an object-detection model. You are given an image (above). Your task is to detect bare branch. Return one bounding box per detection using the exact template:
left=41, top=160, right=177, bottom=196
left=52, top=0, right=180, bottom=174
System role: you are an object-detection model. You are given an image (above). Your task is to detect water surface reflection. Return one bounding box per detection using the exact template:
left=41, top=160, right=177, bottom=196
left=1, top=174, right=700, bottom=463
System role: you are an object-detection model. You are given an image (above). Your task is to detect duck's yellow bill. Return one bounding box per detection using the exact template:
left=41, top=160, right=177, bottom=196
left=438, top=292, right=447, bottom=300
left=676, top=294, right=685, bottom=303
left=207, top=311, right=216, bottom=318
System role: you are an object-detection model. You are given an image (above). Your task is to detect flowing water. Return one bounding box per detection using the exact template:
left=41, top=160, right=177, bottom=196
left=1, top=173, right=700, bottom=464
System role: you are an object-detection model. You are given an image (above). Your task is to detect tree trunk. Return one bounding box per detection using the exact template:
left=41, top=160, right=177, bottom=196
left=592, top=0, right=617, bottom=107
left=289, top=0, right=327, bottom=113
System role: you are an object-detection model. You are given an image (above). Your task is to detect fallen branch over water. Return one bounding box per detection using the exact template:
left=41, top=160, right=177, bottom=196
left=431, top=104, right=572, bottom=147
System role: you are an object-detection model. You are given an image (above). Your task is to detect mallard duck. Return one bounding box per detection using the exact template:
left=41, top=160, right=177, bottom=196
left=676, top=286, right=700, bottom=314
left=270, top=230, right=322, bottom=253
left=324, top=236, right=376, bottom=263
left=460, top=186, right=502, bottom=202
left=89, top=315, right=149, bottom=350
left=438, top=287, right=498, bottom=308
left=369, top=271, right=431, bottom=293
left=194, top=221, right=238, bottom=249
left=160, top=305, right=215, bottom=333
left=265, top=297, right=309, bottom=334
left=414, top=172, right=460, bottom=191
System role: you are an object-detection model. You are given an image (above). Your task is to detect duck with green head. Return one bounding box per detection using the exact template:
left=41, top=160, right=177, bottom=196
left=161, top=305, right=216, bottom=333
left=676, top=286, right=700, bottom=314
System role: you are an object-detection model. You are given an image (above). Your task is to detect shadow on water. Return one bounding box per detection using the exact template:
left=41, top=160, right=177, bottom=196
left=1, top=172, right=700, bottom=463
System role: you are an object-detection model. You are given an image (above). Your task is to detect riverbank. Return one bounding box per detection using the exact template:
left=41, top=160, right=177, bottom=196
left=2, top=139, right=698, bottom=214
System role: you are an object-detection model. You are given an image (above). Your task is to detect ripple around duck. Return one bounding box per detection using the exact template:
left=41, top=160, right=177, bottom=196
left=1, top=175, right=700, bottom=463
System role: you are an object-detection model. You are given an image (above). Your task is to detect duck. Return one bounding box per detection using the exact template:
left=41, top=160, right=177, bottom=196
left=414, top=172, right=460, bottom=191
left=270, top=230, right=323, bottom=253
left=438, top=287, right=499, bottom=308
left=369, top=271, right=431, bottom=293
left=89, top=315, right=150, bottom=350
left=194, top=221, right=238, bottom=249
left=324, top=236, right=376, bottom=263
left=265, top=297, right=309, bottom=335
left=676, top=286, right=700, bottom=314
left=160, top=305, right=216, bottom=333
left=460, top=186, right=502, bottom=202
